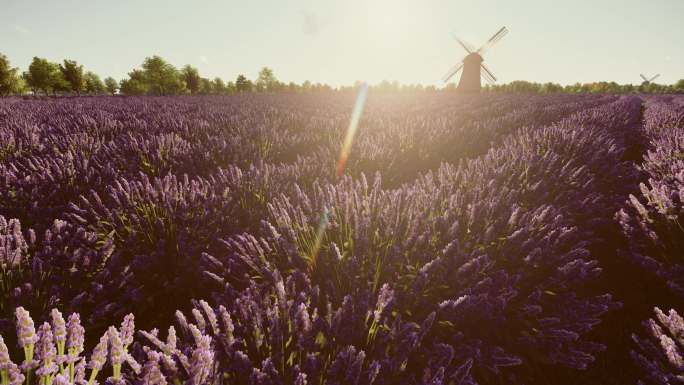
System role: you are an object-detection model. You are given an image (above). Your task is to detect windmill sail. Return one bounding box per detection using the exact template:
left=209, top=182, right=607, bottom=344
left=452, top=34, right=474, bottom=54
left=442, top=62, right=464, bottom=83
left=477, top=26, right=508, bottom=54
left=480, top=63, right=497, bottom=83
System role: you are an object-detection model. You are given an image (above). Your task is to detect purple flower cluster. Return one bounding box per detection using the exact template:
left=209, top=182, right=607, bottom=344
left=618, top=99, right=684, bottom=296
left=633, top=308, right=684, bottom=384
left=0, top=307, right=140, bottom=385
left=199, top=96, right=644, bottom=381
left=1, top=92, right=682, bottom=384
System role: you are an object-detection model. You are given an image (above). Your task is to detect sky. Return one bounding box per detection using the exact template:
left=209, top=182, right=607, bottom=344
left=2, top=0, right=683, bottom=87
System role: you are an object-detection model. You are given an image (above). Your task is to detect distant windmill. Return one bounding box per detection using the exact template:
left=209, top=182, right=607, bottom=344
left=443, top=26, right=508, bottom=92
left=640, top=74, right=660, bottom=85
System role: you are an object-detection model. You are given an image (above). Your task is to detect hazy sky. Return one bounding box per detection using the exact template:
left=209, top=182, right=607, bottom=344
left=2, top=0, right=682, bottom=86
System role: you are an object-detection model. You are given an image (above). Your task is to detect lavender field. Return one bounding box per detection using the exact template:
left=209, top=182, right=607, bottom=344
left=1, top=92, right=684, bottom=384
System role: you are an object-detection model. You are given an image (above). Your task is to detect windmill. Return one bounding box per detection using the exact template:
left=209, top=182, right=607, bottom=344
left=443, top=26, right=508, bottom=92
left=640, top=74, right=660, bottom=85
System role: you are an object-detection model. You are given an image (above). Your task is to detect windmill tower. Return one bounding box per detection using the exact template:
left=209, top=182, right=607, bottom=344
left=443, top=27, right=508, bottom=92
left=640, top=74, right=660, bottom=86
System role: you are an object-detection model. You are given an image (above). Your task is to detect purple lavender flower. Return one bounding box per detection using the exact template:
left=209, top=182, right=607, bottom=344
left=7, top=362, right=25, bottom=385
left=118, top=314, right=135, bottom=349
left=52, top=374, right=71, bottom=385
left=1, top=335, right=25, bottom=385
left=199, top=300, right=219, bottom=336
left=66, top=313, right=85, bottom=363
left=74, top=359, right=86, bottom=385
left=141, top=351, right=167, bottom=385
left=373, top=284, right=394, bottom=323
left=0, top=335, right=11, bottom=368
left=188, top=324, right=213, bottom=385
left=15, top=306, right=38, bottom=348
left=108, top=326, right=124, bottom=378
left=35, top=322, right=58, bottom=378
left=51, top=308, right=67, bottom=366
left=191, top=309, right=207, bottom=334
left=88, top=332, right=109, bottom=378
left=633, top=307, right=684, bottom=384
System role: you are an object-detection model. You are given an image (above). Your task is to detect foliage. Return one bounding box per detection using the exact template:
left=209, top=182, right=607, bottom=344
left=484, top=80, right=684, bottom=94
left=59, top=60, right=85, bottom=95
left=23, top=57, right=62, bottom=95
left=140, top=56, right=185, bottom=96
left=119, top=69, right=148, bottom=95
left=181, top=65, right=201, bottom=95
left=103, top=77, right=118, bottom=95
left=235, top=74, right=252, bottom=92
left=256, top=67, right=279, bottom=92
left=0, top=54, right=24, bottom=96
left=83, top=72, right=105, bottom=95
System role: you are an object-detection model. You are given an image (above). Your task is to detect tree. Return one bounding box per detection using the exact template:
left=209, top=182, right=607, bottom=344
left=673, top=79, right=684, bottom=94
left=84, top=71, right=106, bottom=94
left=104, top=77, right=118, bottom=95
left=24, top=57, right=61, bottom=95
left=0, top=53, right=24, bottom=96
left=119, top=69, right=148, bottom=95
left=51, top=72, right=71, bottom=94
left=212, top=77, right=226, bottom=94
left=59, top=59, right=85, bottom=95
left=235, top=74, right=251, bottom=92
left=181, top=65, right=201, bottom=94
left=256, top=67, right=278, bottom=92
left=141, top=56, right=184, bottom=95
left=199, top=77, right=213, bottom=94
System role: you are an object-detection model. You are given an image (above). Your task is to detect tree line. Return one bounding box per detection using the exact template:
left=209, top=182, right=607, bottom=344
left=1, top=53, right=683, bottom=96
left=481, top=80, right=684, bottom=94
left=0, top=54, right=335, bottom=96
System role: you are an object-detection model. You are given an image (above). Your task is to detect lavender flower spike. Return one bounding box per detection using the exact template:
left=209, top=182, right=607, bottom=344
left=66, top=312, right=85, bottom=383
left=15, top=306, right=38, bottom=349
left=0, top=335, right=11, bottom=367
left=2, top=336, right=24, bottom=385
left=188, top=325, right=213, bottom=385
left=119, top=314, right=135, bottom=349
left=373, top=284, right=394, bottom=323
left=35, top=322, right=58, bottom=380
left=108, top=326, right=125, bottom=380
left=87, top=332, right=109, bottom=385
left=7, top=363, right=25, bottom=385
left=141, top=351, right=167, bottom=385
left=66, top=313, right=85, bottom=363
left=15, top=306, right=38, bottom=378
left=51, top=309, right=68, bottom=367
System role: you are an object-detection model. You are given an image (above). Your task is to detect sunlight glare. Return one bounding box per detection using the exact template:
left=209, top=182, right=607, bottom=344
left=336, top=82, right=369, bottom=178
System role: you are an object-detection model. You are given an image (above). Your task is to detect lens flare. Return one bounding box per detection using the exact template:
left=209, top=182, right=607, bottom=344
left=308, top=207, right=329, bottom=271
left=336, top=82, right=369, bottom=178
left=307, top=84, right=368, bottom=271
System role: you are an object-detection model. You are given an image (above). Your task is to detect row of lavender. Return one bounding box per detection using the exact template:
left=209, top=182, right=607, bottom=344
left=0, top=93, right=649, bottom=384
left=0, top=93, right=614, bottom=233
left=0, top=93, right=615, bottom=331
left=619, top=97, right=684, bottom=384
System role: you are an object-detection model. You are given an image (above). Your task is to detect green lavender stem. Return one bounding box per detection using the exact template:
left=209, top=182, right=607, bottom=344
left=87, top=369, right=99, bottom=385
